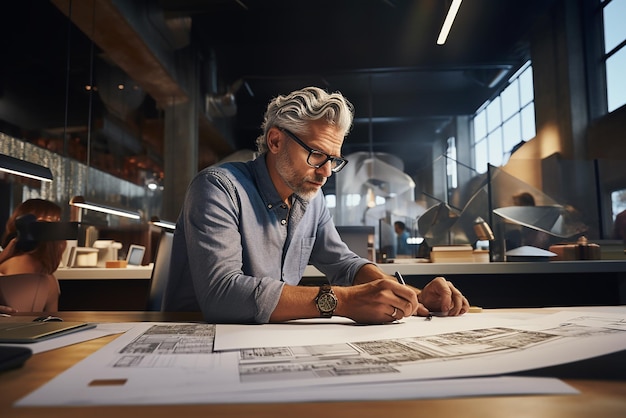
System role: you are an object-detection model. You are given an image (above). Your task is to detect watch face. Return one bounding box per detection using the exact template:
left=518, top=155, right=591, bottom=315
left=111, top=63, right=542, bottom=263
left=317, top=293, right=337, bottom=312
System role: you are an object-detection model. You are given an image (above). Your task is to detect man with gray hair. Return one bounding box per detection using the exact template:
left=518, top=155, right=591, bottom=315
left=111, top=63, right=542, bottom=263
left=165, top=87, right=469, bottom=323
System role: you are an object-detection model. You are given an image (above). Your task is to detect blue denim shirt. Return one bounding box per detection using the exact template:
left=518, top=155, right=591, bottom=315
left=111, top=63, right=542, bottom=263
left=163, top=155, right=370, bottom=323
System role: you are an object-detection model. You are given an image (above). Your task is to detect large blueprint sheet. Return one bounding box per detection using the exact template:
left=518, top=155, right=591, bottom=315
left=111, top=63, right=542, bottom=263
left=16, top=308, right=626, bottom=406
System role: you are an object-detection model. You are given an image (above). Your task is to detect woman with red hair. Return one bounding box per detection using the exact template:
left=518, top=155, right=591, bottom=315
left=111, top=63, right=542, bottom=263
left=0, top=199, right=66, bottom=313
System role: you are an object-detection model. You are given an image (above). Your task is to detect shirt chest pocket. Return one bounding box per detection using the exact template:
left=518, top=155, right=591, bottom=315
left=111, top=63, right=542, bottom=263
left=282, top=237, right=315, bottom=286
left=283, top=237, right=315, bottom=284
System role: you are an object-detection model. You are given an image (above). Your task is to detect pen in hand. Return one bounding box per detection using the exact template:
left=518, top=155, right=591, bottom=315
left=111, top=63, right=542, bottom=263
left=394, top=271, right=406, bottom=285
left=395, top=271, right=418, bottom=318
left=395, top=271, right=432, bottom=319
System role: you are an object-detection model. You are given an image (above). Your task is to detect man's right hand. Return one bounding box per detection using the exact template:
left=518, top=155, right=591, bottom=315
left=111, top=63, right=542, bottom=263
left=335, top=279, right=419, bottom=324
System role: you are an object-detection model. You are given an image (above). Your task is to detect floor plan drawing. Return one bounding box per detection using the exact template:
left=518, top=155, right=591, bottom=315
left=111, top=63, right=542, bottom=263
left=238, top=327, right=562, bottom=382
left=114, top=324, right=217, bottom=368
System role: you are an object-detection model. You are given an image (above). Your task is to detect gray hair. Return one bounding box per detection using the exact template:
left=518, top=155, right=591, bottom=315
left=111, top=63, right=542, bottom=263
left=255, top=86, right=354, bottom=154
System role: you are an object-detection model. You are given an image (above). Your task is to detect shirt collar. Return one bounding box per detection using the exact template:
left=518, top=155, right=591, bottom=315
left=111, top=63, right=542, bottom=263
left=250, top=154, right=310, bottom=211
left=250, top=154, right=285, bottom=209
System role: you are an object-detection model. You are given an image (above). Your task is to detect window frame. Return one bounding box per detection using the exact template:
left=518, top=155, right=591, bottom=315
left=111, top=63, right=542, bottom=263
left=471, top=61, right=535, bottom=173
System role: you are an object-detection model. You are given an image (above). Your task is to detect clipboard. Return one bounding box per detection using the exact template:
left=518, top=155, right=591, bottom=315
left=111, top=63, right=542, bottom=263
left=0, top=321, right=96, bottom=343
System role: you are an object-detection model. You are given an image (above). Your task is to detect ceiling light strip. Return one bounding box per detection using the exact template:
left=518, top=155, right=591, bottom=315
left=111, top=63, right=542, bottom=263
left=437, top=0, right=463, bottom=45
left=70, top=196, right=141, bottom=220
left=150, top=216, right=176, bottom=230
left=0, top=154, right=54, bottom=182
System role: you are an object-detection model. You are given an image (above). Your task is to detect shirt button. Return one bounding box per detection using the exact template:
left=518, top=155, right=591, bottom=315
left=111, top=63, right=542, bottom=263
left=268, top=204, right=273, bottom=209
left=281, top=219, right=287, bottom=225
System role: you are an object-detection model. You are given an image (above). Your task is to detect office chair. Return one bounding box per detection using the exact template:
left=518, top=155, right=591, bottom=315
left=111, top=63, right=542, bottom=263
left=147, top=230, right=174, bottom=311
left=0, top=273, right=49, bottom=312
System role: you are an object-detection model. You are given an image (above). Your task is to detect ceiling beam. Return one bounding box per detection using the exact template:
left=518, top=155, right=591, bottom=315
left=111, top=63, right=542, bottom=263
left=51, top=0, right=188, bottom=106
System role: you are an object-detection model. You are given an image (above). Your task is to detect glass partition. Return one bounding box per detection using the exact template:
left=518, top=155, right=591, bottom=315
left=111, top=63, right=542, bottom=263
left=412, top=156, right=624, bottom=262
left=334, top=151, right=424, bottom=258
left=331, top=148, right=623, bottom=262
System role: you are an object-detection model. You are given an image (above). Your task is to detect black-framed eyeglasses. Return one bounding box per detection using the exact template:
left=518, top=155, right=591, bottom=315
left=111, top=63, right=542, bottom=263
left=278, top=127, right=348, bottom=173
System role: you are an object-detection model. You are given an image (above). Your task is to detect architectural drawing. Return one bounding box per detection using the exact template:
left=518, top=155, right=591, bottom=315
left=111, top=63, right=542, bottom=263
left=114, top=324, right=216, bottom=368
left=238, top=327, right=562, bottom=382
left=236, top=314, right=626, bottom=382
left=15, top=309, right=626, bottom=407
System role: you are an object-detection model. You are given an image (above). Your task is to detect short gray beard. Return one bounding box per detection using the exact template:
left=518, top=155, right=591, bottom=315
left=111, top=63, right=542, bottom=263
left=275, top=151, right=321, bottom=202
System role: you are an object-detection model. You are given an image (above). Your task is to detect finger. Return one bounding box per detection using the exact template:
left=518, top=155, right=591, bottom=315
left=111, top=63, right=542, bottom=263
left=447, top=285, right=468, bottom=316
left=458, top=296, right=470, bottom=315
left=390, top=305, right=409, bottom=320
left=0, top=305, right=17, bottom=315
left=414, top=303, right=430, bottom=316
left=435, top=281, right=454, bottom=313
left=391, top=281, right=418, bottom=302
left=388, top=284, right=419, bottom=315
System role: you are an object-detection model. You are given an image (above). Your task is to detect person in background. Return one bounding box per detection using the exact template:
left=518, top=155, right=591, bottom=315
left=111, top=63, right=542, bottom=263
left=0, top=198, right=66, bottom=313
left=394, top=221, right=412, bottom=256
left=165, top=86, right=469, bottom=324
left=512, top=191, right=535, bottom=207
left=613, top=209, right=626, bottom=241
left=506, top=191, right=548, bottom=249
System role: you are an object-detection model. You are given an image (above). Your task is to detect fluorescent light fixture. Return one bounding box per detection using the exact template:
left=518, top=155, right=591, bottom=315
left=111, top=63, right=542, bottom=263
left=150, top=216, right=176, bottom=230
left=70, top=196, right=141, bottom=220
left=437, top=0, right=463, bottom=45
left=487, top=68, right=510, bottom=88
left=0, top=154, right=53, bottom=182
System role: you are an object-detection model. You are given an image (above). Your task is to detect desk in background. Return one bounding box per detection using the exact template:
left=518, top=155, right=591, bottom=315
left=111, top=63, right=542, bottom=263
left=55, top=266, right=153, bottom=311
left=0, top=309, right=625, bottom=418
left=305, top=260, right=626, bottom=307
left=54, top=259, right=626, bottom=311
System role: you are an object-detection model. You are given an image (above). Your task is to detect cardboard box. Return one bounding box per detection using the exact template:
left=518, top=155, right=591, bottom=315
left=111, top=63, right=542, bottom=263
left=549, top=237, right=600, bottom=261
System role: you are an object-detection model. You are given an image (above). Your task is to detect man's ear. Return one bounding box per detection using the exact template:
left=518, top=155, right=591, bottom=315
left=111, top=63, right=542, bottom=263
left=266, top=126, right=282, bottom=154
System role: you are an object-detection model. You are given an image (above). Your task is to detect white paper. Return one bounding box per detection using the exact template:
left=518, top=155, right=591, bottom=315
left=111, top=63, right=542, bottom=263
left=15, top=308, right=625, bottom=407
left=214, top=312, right=541, bottom=351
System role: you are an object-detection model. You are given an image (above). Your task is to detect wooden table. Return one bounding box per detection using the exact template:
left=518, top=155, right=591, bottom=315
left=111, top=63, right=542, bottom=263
left=1, top=310, right=625, bottom=418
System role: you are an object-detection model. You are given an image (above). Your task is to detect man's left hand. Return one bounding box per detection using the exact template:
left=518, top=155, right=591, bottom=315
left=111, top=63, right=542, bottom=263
left=417, top=276, right=469, bottom=316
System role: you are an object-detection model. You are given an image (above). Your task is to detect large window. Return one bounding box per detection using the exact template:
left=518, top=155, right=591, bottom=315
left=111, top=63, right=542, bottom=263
left=471, top=62, right=535, bottom=173
left=602, top=0, right=626, bottom=112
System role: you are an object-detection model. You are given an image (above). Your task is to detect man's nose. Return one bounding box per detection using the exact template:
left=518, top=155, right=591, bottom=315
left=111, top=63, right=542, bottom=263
left=316, top=160, right=333, bottom=177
